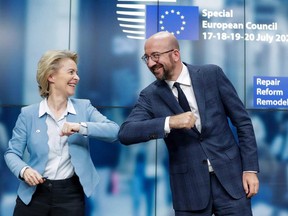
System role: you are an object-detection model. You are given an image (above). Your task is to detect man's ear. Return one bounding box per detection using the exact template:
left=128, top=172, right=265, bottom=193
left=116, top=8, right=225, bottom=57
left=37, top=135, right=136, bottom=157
left=173, top=49, right=181, bottom=62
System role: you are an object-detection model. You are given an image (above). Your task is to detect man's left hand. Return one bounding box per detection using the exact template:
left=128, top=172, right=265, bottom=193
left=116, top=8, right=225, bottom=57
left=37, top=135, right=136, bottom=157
left=242, top=172, right=259, bottom=198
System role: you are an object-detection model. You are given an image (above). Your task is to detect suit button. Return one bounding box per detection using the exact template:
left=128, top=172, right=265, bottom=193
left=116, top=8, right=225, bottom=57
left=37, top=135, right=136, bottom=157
left=149, top=134, right=157, bottom=139
left=202, top=160, right=207, bottom=164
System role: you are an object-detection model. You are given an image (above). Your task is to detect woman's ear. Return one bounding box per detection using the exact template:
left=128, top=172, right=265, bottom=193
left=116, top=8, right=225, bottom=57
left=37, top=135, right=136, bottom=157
left=47, top=74, right=55, bottom=83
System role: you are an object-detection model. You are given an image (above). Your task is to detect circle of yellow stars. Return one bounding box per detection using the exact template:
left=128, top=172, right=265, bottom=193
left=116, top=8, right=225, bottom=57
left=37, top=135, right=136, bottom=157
left=159, top=9, right=186, bottom=35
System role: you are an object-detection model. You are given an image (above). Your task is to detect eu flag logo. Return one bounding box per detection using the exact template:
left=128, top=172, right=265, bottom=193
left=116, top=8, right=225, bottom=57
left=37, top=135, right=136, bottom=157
left=145, top=5, right=199, bottom=40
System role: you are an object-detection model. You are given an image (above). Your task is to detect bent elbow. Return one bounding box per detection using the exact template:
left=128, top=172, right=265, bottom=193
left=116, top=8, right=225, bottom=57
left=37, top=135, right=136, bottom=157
left=118, top=128, right=138, bottom=145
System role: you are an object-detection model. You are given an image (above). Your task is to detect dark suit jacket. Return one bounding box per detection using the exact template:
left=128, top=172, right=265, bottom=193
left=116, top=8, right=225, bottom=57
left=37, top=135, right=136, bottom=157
left=118, top=63, right=259, bottom=211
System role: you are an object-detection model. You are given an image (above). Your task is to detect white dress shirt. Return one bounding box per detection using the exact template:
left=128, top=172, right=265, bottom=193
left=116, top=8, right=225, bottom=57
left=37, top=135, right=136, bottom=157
left=164, top=64, right=214, bottom=172
left=164, top=63, right=201, bottom=133
left=40, top=98, right=75, bottom=180
left=20, top=98, right=88, bottom=180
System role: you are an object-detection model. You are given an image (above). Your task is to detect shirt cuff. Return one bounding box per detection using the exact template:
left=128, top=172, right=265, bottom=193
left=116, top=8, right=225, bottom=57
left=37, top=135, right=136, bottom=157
left=243, top=171, right=258, bottom=173
left=164, top=116, right=171, bottom=134
left=20, top=166, right=30, bottom=178
left=79, top=122, right=88, bottom=135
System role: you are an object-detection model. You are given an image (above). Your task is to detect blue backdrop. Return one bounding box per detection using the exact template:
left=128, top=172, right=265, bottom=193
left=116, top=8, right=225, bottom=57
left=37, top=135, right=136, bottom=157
left=0, top=0, right=287, bottom=215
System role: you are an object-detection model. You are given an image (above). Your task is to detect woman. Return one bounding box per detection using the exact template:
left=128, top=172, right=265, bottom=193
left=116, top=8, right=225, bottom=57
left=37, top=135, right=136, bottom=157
left=4, top=50, right=120, bottom=216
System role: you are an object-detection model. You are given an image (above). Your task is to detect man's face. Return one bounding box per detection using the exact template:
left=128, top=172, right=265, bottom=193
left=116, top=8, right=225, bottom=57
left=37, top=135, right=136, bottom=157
left=144, top=49, right=175, bottom=80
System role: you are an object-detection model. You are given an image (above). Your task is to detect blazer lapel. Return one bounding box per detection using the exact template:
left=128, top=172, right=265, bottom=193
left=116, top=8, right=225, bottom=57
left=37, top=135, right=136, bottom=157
left=156, top=80, right=183, bottom=114
left=66, top=100, right=80, bottom=123
left=66, top=112, right=78, bottom=123
left=157, top=79, right=201, bottom=136
left=188, top=65, right=206, bottom=133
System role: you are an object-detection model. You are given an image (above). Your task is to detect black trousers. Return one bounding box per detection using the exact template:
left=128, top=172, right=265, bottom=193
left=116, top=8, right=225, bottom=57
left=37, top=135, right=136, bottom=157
left=13, top=175, right=85, bottom=216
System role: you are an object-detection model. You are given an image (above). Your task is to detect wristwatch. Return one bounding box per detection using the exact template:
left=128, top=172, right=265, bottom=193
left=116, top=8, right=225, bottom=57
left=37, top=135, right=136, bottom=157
left=79, top=122, right=87, bottom=128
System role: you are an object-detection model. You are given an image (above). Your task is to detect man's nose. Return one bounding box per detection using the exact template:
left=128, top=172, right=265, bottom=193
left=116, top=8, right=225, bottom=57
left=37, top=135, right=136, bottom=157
left=146, top=57, right=157, bottom=67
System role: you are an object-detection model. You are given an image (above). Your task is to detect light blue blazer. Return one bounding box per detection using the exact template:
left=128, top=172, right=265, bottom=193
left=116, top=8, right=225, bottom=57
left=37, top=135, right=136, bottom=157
left=4, top=98, right=119, bottom=205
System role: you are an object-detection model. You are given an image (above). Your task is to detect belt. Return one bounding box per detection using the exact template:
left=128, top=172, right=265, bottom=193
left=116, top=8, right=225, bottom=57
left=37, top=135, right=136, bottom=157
left=40, top=175, right=80, bottom=189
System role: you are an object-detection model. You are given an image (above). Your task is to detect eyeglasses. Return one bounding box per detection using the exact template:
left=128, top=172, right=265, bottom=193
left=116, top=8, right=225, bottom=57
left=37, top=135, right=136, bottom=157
left=141, top=49, right=174, bottom=63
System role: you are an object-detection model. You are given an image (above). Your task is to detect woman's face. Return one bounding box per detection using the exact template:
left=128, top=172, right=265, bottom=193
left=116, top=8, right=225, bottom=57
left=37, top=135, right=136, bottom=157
left=48, top=58, right=79, bottom=98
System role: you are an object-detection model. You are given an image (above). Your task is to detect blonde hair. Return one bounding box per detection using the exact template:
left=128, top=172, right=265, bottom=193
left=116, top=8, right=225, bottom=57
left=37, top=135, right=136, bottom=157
left=36, top=50, right=78, bottom=98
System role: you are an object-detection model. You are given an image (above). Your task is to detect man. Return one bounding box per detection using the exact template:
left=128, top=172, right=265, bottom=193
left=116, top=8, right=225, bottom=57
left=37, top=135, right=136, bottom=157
left=118, top=31, right=259, bottom=215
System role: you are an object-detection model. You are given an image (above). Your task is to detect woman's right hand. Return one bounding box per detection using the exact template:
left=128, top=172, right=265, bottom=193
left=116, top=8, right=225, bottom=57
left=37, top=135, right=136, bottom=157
left=23, top=167, right=46, bottom=186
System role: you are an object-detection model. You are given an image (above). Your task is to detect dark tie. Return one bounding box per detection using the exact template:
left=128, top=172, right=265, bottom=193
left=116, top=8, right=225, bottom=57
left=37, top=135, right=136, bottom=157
left=174, top=82, right=190, bottom=112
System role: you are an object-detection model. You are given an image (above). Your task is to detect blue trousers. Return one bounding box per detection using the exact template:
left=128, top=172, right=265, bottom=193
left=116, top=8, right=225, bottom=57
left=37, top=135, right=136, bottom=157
left=175, top=172, right=253, bottom=216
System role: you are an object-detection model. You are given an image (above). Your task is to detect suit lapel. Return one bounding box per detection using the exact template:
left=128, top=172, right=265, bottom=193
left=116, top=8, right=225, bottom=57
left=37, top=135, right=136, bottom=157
left=156, top=80, right=183, bottom=114
left=188, top=65, right=206, bottom=132
left=156, top=79, right=201, bottom=136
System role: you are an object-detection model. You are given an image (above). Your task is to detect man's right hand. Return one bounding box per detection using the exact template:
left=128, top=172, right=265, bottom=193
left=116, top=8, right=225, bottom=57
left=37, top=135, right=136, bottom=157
left=169, top=111, right=196, bottom=129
